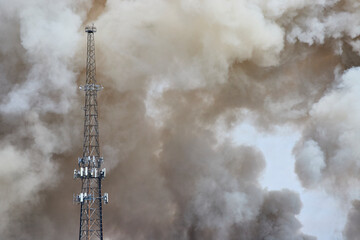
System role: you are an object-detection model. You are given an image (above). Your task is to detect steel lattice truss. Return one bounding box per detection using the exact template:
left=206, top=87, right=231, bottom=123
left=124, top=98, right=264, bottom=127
left=74, top=25, right=108, bottom=240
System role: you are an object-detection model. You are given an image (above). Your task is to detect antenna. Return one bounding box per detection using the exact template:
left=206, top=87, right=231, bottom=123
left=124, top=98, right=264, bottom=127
left=74, top=24, right=108, bottom=240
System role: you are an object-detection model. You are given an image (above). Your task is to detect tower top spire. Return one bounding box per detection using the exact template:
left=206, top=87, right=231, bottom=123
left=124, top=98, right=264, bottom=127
left=85, top=24, right=97, bottom=33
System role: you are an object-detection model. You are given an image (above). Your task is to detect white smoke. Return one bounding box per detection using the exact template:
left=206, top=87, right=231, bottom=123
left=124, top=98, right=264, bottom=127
left=295, top=67, right=360, bottom=192
left=0, top=0, right=88, bottom=239
left=294, top=140, right=326, bottom=188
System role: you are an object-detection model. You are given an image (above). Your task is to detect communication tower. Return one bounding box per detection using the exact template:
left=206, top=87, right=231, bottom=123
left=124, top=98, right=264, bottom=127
left=74, top=24, right=108, bottom=240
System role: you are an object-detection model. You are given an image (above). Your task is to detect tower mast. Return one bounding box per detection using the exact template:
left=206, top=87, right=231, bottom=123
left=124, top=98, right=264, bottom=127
left=74, top=24, right=108, bottom=240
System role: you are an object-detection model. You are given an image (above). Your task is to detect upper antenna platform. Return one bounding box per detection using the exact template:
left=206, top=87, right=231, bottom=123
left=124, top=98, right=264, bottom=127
left=85, top=24, right=97, bottom=33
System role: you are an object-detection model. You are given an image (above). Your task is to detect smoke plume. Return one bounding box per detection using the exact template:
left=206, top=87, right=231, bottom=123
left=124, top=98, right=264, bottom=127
left=344, top=200, right=360, bottom=239
left=1, top=0, right=360, bottom=239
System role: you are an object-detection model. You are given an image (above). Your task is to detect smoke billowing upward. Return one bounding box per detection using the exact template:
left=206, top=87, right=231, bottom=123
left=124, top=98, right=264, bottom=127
left=1, top=0, right=360, bottom=239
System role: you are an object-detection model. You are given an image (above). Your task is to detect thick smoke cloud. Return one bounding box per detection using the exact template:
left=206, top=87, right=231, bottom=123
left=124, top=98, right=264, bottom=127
left=1, top=0, right=360, bottom=239
left=0, top=0, right=89, bottom=238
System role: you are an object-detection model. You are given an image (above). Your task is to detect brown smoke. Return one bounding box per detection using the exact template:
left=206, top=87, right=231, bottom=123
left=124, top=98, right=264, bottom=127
left=1, top=0, right=360, bottom=239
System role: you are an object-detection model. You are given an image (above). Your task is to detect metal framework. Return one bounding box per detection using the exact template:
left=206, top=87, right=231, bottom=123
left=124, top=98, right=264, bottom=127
left=74, top=24, right=108, bottom=240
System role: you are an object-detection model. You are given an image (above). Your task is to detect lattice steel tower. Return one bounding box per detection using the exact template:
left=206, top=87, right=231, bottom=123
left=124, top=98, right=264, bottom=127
left=74, top=24, right=108, bottom=240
